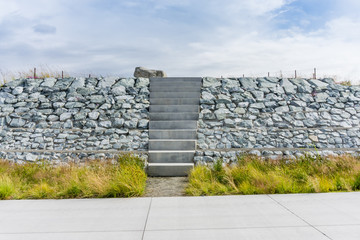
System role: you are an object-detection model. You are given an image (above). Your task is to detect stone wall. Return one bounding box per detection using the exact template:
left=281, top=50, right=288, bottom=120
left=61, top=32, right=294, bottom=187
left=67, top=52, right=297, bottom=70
left=195, top=77, right=360, bottom=163
left=0, top=77, right=150, bottom=162
left=1, top=76, right=360, bottom=163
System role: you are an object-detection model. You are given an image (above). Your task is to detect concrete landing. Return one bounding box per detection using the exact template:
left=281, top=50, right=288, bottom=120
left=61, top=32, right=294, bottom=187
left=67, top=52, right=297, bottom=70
left=1, top=192, right=359, bottom=239
left=144, top=177, right=188, bottom=197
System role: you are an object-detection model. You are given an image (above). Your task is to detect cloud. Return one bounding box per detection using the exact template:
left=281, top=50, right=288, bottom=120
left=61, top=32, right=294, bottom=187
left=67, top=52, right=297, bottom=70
left=33, top=24, right=56, bottom=34
left=0, top=0, right=360, bottom=84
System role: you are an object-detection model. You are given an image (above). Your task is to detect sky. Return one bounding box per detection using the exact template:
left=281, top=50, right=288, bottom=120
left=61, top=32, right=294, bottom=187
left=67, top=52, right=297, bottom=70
left=0, top=0, right=360, bottom=83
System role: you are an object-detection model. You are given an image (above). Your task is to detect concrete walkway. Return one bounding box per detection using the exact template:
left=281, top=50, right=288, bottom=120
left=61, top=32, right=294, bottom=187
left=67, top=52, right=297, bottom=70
left=0, top=192, right=359, bottom=240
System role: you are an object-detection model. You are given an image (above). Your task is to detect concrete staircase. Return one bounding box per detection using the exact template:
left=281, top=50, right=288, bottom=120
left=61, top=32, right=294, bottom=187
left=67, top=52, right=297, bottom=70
left=147, top=77, right=202, bottom=177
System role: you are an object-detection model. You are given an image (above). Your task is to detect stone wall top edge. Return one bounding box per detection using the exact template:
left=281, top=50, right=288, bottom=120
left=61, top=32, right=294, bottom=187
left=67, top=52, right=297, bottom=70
left=202, top=77, right=360, bottom=90
left=0, top=76, right=150, bottom=91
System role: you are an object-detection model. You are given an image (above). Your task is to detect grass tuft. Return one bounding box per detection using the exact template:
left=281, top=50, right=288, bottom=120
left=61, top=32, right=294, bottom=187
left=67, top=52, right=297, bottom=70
left=0, top=154, right=146, bottom=200
left=186, top=154, right=360, bottom=196
left=0, top=175, right=16, bottom=200
left=352, top=173, right=360, bottom=190
left=0, top=66, right=70, bottom=84
left=338, top=80, right=352, bottom=86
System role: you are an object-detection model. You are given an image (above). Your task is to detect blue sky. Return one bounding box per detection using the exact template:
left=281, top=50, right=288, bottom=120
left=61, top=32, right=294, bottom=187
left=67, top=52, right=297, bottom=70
left=0, top=0, right=360, bottom=82
left=274, top=0, right=335, bottom=30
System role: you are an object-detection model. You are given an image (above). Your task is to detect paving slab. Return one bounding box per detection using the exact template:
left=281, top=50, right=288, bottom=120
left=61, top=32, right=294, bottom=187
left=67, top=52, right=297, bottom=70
left=0, top=231, right=143, bottom=240
left=0, top=198, right=150, bottom=234
left=145, top=195, right=306, bottom=230
left=270, top=192, right=360, bottom=226
left=317, top=225, right=360, bottom=240
left=143, top=226, right=329, bottom=240
left=1, top=192, right=360, bottom=240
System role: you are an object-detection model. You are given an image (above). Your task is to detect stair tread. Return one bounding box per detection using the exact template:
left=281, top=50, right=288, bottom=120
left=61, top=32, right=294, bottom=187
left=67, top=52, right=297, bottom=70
left=150, top=120, right=197, bottom=122
left=149, top=150, right=196, bottom=152
left=149, top=129, right=197, bottom=131
left=150, top=89, right=201, bottom=92
left=147, top=164, right=194, bottom=176
left=150, top=97, right=200, bottom=99
left=148, top=163, right=194, bottom=166
left=150, top=77, right=202, bottom=81
left=150, top=92, right=201, bottom=98
left=150, top=105, right=199, bottom=110
left=150, top=104, right=199, bottom=108
left=150, top=98, right=199, bottom=105
left=150, top=81, right=202, bottom=85
left=150, top=112, right=198, bottom=116
left=149, top=139, right=196, bottom=141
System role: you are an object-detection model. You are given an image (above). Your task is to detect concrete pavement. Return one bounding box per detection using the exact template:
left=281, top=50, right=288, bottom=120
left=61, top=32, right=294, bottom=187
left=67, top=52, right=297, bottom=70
left=0, top=192, right=359, bottom=239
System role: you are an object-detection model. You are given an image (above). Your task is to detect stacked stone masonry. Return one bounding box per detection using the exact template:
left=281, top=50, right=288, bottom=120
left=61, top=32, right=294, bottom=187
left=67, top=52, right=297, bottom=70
left=1, top=76, right=360, bottom=163
left=195, top=77, right=360, bottom=163
left=0, top=77, right=150, bottom=162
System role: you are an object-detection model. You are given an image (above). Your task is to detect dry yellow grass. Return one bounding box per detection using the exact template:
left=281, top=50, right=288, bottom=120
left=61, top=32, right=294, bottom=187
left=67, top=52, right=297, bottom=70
left=0, top=154, right=147, bottom=200
left=186, top=154, right=360, bottom=196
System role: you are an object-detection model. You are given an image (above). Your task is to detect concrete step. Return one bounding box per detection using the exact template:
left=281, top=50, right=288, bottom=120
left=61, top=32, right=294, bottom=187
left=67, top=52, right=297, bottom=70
left=150, top=79, right=202, bottom=84
left=148, top=77, right=200, bottom=176
left=149, top=120, right=197, bottom=129
left=150, top=112, right=199, bottom=121
left=150, top=87, right=201, bottom=92
left=150, top=92, right=201, bottom=98
left=150, top=77, right=202, bottom=83
left=150, top=98, right=199, bottom=105
left=150, top=82, right=202, bottom=88
left=150, top=105, right=199, bottom=113
left=149, top=139, right=196, bottom=150
left=149, top=130, right=197, bottom=139
left=148, top=151, right=195, bottom=163
left=147, top=163, right=194, bottom=177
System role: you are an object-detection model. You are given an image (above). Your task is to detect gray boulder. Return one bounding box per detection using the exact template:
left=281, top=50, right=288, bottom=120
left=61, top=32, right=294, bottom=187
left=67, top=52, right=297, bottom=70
left=41, top=78, right=57, bottom=87
left=257, top=78, right=277, bottom=88
left=280, top=78, right=297, bottom=94
left=115, top=78, right=135, bottom=88
left=222, top=79, right=239, bottom=88
left=134, top=67, right=167, bottom=78
left=4, top=79, right=24, bottom=88
left=239, top=78, right=257, bottom=89
left=12, top=87, right=23, bottom=95
left=10, top=118, right=26, bottom=127
left=135, top=78, right=150, bottom=88
left=70, top=77, right=85, bottom=88
left=98, top=76, right=118, bottom=88
left=111, top=86, right=126, bottom=96
left=308, top=79, right=328, bottom=90
left=203, top=77, right=221, bottom=88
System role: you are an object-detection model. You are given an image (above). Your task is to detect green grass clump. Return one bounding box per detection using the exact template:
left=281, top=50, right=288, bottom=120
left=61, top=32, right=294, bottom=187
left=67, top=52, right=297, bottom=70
left=0, top=175, right=16, bottom=199
left=186, top=154, right=360, bottom=196
left=0, top=154, right=146, bottom=200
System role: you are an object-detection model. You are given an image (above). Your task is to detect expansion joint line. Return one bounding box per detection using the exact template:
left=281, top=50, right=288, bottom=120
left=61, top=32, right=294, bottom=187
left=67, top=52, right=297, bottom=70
left=267, top=195, right=333, bottom=240
left=142, top=198, right=153, bottom=240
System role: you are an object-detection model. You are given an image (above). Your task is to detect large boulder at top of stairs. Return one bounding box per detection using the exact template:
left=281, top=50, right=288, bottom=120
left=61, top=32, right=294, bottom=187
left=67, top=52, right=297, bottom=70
left=134, top=67, right=167, bottom=78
